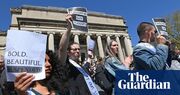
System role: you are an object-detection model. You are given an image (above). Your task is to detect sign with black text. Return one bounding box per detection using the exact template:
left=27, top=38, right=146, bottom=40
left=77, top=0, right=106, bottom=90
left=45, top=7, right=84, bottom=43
left=5, top=30, right=47, bottom=81
left=152, top=18, right=168, bottom=39
left=67, top=7, right=88, bottom=32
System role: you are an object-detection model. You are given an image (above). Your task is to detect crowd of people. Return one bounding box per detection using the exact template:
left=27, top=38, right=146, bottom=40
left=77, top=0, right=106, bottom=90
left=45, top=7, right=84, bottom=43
left=0, top=14, right=180, bottom=95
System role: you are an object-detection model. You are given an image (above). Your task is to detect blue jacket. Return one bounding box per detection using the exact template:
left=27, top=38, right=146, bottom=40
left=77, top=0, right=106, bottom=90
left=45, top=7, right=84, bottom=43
left=104, top=56, right=128, bottom=77
left=133, top=43, right=169, bottom=70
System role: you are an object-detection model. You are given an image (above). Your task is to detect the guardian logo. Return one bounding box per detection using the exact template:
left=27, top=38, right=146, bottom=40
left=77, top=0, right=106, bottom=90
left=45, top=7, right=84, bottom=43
left=118, top=72, right=171, bottom=89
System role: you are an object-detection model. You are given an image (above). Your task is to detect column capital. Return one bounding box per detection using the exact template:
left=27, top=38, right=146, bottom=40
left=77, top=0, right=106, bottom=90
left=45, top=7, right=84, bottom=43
left=96, top=34, right=102, bottom=36
left=85, top=33, right=92, bottom=36
left=120, top=35, right=128, bottom=39
left=115, top=35, right=121, bottom=37
left=106, top=34, right=112, bottom=37
left=73, top=33, right=80, bottom=36
left=47, top=31, right=55, bottom=34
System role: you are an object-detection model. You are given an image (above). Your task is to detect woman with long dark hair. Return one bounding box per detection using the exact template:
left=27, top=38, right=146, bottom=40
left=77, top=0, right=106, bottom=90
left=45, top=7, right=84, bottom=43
left=14, top=50, right=61, bottom=95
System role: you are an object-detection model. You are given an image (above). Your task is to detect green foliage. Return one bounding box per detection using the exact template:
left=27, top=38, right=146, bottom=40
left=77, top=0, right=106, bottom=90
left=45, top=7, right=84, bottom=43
left=166, top=10, right=180, bottom=49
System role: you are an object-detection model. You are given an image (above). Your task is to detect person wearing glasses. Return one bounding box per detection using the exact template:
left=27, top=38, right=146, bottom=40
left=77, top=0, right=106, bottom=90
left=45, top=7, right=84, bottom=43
left=133, top=22, right=169, bottom=70
left=13, top=14, right=73, bottom=95
left=54, top=15, right=99, bottom=95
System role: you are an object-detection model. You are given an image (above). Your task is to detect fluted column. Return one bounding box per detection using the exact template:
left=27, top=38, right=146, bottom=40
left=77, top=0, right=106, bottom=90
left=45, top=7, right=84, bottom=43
left=48, top=33, right=55, bottom=52
left=124, top=36, right=133, bottom=56
left=116, top=35, right=124, bottom=62
left=97, top=35, right=104, bottom=58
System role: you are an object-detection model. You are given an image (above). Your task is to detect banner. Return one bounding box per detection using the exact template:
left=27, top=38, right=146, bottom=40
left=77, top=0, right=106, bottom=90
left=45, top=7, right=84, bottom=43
left=115, top=70, right=180, bottom=95
left=5, top=30, right=47, bottom=81
left=152, top=18, right=168, bottom=39
left=67, top=7, right=88, bottom=32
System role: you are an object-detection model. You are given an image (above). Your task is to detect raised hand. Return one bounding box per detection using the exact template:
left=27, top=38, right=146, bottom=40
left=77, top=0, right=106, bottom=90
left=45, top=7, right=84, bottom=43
left=14, top=72, right=35, bottom=95
left=65, top=14, right=73, bottom=31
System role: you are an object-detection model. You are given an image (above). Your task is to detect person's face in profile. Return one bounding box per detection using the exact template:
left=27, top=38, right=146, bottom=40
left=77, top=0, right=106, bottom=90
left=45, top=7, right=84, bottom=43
left=110, top=41, right=119, bottom=55
left=148, top=27, right=156, bottom=42
left=45, top=54, right=52, bottom=78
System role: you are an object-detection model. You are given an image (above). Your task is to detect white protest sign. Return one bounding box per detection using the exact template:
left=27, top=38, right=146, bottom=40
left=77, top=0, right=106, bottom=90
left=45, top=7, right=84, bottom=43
left=67, top=7, right=88, bottom=32
left=5, top=30, right=47, bottom=81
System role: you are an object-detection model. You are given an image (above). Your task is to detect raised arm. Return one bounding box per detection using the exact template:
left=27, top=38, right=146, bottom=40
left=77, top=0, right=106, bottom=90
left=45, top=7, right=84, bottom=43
left=58, top=15, right=72, bottom=64
left=133, top=36, right=169, bottom=70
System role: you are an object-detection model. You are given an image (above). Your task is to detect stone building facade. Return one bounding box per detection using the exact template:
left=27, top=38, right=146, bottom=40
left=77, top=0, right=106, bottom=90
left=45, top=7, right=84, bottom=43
left=0, top=5, right=133, bottom=62
left=0, top=32, right=6, bottom=55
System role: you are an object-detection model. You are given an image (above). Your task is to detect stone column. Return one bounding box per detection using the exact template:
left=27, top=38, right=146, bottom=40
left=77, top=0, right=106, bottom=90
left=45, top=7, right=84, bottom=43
left=86, top=34, right=91, bottom=50
left=116, top=35, right=124, bottom=62
left=106, top=35, right=111, bottom=44
left=97, top=35, right=104, bottom=58
left=48, top=33, right=55, bottom=52
left=86, top=34, right=91, bottom=41
left=74, top=34, right=79, bottom=44
left=124, top=36, right=133, bottom=56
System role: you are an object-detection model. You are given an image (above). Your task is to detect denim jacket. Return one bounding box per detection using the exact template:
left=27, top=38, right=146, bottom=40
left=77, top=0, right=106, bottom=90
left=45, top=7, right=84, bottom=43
left=133, top=43, right=169, bottom=70
left=104, top=56, right=128, bottom=77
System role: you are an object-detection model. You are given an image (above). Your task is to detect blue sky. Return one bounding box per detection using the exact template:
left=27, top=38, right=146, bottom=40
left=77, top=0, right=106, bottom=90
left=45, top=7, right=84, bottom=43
left=0, top=0, right=179, bottom=46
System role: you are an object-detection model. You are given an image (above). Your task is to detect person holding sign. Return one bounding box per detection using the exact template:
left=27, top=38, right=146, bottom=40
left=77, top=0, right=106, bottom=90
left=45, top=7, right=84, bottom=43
left=14, top=50, right=61, bottom=95
left=67, top=7, right=88, bottom=32
left=133, top=22, right=169, bottom=70
left=7, top=14, right=73, bottom=95
left=54, top=14, right=99, bottom=95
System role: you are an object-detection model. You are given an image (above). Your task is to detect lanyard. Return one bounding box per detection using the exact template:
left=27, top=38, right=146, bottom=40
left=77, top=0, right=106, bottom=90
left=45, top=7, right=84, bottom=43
left=69, top=59, right=99, bottom=95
